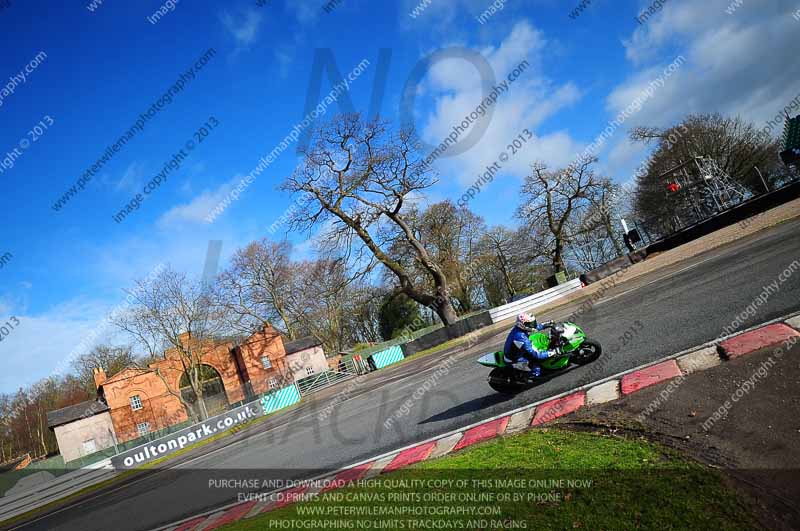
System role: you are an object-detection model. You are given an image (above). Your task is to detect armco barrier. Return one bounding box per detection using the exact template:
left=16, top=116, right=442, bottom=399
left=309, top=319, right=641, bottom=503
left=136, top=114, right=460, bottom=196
left=374, top=282, right=582, bottom=361
left=647, top=180, right=800, bottom=254
left=580, top=254, right=634, bottom=285
left=488, top=279, right=583, bottom=324
left=581, top=179, right=800, bottom=285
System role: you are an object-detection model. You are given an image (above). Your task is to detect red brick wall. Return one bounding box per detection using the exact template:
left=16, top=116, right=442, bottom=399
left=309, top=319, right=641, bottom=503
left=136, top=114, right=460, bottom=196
left=237, top=327, right=289, bottom=395
left=100, top=325, right=288, bottom=443
left=102, top=369, right=189, bottom=443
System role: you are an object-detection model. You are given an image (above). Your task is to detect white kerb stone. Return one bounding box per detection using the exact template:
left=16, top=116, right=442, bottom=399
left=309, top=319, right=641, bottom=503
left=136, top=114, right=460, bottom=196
left=505, top=408, right=535, bottom=434
left=586, top=380, right=620, bottom=405
left=677, top=347, right=721, bottom=375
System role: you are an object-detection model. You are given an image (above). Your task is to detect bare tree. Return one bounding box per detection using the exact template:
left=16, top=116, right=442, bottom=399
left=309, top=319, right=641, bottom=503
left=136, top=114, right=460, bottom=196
left=0, top=395, right=11, bottom=462
left=0, top=375, right=91, bottom=462
left=218, top=237, right=393, bottom=354
left=282, top=114, right=460, bottom=325
left=631, top=113, right=788, bottom=233
left=11, top=389, right=37, bottom=457
left=112, top=267, right=226, bottom=421
left=28, top=379, right=62, bottom=457
left=565, top=216, right=622, bottom=271
left=416, top=201, right=486, bottom=313
left=475, top=226, right=550, bottom=306
left=217, top=240, right=300, bottom=338
left=476, top=227, right=521, bottom=304
left=71, top=345, right=137, bottom=395
left=293, top=259, right=352, bottom=354
left=516, top=158, right=604, bottom=272
left=578, top=178, right=625, bottom=257
left=343, top=282, right=385, bottom=345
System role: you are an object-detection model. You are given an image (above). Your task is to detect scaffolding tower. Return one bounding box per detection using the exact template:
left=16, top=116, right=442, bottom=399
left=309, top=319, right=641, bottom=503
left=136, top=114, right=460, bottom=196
left=660, top=156, right=749, bottom=229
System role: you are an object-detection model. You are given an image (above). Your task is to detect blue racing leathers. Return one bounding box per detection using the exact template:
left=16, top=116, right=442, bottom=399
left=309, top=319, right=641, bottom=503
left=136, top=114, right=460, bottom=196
left=503, top=325, right=559, bottom=377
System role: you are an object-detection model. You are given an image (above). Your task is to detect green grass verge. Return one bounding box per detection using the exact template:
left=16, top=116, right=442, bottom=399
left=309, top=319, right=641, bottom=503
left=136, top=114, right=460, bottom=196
left=396, top=336, right=474, bottom=364
left=220, top=428, right=758, bottom=531
left=345, top=323, right=444, bottom=360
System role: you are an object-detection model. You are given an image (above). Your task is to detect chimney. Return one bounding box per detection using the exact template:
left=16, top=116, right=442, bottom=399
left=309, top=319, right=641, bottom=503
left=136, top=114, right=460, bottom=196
left=93, top=367, right=107, bottom=389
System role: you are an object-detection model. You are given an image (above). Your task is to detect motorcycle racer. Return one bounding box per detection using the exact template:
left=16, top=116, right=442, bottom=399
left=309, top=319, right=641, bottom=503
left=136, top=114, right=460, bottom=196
left=503, top=313, right=561, bottom=378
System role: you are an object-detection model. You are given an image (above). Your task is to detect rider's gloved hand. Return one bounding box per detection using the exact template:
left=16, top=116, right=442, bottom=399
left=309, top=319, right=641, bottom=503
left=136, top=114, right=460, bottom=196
left=545, top=347, right=561, bottom=358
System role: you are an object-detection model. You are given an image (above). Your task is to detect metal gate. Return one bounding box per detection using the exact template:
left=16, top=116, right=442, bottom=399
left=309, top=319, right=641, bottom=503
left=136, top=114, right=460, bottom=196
left=296, top=359, right=361, bottom=396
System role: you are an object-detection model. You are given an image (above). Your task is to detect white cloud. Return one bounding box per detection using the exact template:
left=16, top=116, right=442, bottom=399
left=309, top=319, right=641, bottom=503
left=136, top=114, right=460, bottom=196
left=0, top=297, right=115, bottom=393
left=606, top=137, right=647, bottom=174
left=399, top=0, right=515, bottom=34
left=220, top=8, right=263, bottom=48
left=419, top=20, right=584, bottom=184
left=115, top=162, right=146, bottom=193
left=0, top=217, right=260, bottom=392
left=601, top=137, right=651, bottom=186
left=290, top=221, right=331, bottom=261
left=285, top=0, right=322, bottom=25
left=271, top=31, right=306, bottom=79
left=614, top=0, right=800, bottom=130
left=157, top=177, right=240, bottom=228
left=274, top=48, right=294, bottom=78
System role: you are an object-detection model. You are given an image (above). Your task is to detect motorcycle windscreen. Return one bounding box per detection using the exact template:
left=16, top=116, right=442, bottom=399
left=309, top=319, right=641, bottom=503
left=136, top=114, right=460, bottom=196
left=561, top=323, right=586, bottom=351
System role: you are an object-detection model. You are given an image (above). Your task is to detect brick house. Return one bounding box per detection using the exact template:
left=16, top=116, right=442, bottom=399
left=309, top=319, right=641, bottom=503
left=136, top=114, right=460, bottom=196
left=282, top=337, right=330, bottom=382
left=93, top=324, right=290, bottom=444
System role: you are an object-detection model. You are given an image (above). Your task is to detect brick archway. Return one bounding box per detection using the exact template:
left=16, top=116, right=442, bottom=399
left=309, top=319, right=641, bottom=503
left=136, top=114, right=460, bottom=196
left=152, top=338, right=251, bottom=406
left=177, top=364, right=229, bottom=418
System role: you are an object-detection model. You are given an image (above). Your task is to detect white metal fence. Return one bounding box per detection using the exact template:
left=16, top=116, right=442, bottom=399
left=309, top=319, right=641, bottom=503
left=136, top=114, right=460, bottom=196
left=488, top=278, right=583, bottom=324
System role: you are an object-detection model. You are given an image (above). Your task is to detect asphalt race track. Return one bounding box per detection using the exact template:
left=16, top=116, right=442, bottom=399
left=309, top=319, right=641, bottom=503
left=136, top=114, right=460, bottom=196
left=10, top=218, right=800, bottom=531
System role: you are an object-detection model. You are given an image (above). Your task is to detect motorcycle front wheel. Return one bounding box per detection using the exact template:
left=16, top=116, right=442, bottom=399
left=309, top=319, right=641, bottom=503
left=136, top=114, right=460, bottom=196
left=571, top=340, right=602, bottom=365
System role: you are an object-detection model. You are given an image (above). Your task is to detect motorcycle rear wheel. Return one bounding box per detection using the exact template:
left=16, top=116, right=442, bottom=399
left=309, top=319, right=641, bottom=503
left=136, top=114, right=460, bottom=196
left=488, top=368, right=526, bottom=394
left=571, top=340, right=602, bottom=365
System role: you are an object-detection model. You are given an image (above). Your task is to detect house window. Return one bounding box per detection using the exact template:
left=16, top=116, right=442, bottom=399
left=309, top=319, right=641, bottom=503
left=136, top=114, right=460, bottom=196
left=129, top=395, right=143, bottom=411
left=261, top=356, right=272, bottom=369
left=306, top=366, right=315, bottom=376
left=269, top=378, right=277, bottom=389
left=82, top=439, right=97, bottom=455
left=136, top=422, right=150, bottom=437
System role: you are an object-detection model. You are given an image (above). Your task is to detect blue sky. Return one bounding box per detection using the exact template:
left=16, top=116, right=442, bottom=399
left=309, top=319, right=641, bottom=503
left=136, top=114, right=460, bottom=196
left=0, top=0, right=797, bottom=392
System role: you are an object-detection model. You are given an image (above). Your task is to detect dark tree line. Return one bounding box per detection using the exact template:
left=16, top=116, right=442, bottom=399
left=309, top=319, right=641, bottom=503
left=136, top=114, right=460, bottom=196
left=0, top=346, right=136, bottom=462
left=630, top=113, right=793, bottom=235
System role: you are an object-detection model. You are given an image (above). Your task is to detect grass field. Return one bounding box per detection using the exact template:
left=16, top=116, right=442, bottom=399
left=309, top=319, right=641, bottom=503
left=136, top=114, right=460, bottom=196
left=221, top=428, right=758, bottom=530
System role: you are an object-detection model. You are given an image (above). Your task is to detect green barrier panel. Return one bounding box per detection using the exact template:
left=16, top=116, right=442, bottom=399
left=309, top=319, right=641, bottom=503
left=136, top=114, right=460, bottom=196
left=371, top=345, right=405, bottom=369
left=260, top=384, right=301, bottom=414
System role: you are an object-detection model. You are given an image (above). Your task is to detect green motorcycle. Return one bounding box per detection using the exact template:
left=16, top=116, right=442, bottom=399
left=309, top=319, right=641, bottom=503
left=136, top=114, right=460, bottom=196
left=477, top=322, right=602, bottom=394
